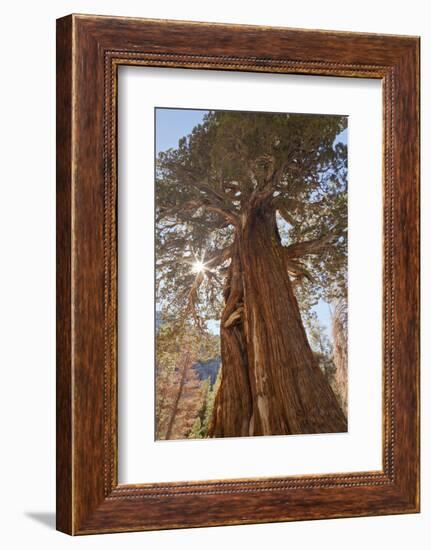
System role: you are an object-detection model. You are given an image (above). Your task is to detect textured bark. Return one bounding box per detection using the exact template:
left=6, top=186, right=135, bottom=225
left=209, top=207, right=347, bottom=437
left=332, top=299, right=348, bottom=416
left=209, top=245, right=252, bottom=436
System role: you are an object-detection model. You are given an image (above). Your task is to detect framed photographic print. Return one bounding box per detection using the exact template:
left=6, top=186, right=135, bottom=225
left=56, top=14, right=420, bottom=534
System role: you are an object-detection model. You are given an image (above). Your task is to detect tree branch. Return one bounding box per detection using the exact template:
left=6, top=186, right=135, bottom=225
left=185, top=271, right=205, bottom=328
left=202, top=204, right=238, bottom=225
left=206, top=244, right=234, bottom=268
left=175, top=165, right=237, bottom=212
left=158, top=198, right=238, bottom=226
left=248, top=157, right=290, bottom=209
left=285, top=259, right=315, bottom=283
left=285, top=231, right=337, bottom=259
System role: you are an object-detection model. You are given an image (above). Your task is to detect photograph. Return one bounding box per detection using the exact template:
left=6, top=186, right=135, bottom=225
left=0, top=2, right=419, bottom=542
left=0, top=0, right=423, bottom=543
left=155, top=107, right=348, bottom=440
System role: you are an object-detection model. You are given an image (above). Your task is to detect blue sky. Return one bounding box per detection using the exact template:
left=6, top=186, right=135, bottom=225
left=155, top=108, right=347, bottom=339
left=155, top=108, right=347, bottom=154
left=156, top=108, right=209, bottom=153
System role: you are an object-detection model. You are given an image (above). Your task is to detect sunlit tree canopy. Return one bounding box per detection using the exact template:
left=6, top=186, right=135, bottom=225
left=156, top=110, right=347, bottom=328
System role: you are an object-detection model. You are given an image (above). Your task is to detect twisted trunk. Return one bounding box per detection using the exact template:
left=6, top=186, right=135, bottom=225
left=209, top=243, right=252, bottom=436
left=209, top=207, right=346, bottom=437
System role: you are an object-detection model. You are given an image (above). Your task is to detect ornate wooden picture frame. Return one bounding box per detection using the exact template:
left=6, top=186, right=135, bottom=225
left=56, top=14, right=420, bottom=534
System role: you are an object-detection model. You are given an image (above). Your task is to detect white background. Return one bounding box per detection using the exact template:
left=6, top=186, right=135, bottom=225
left=0, top=1, right=428, bottom=548
left=119, top=67, right=382, bottom=483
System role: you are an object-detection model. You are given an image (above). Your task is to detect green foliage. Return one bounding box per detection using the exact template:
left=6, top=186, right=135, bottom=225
left=186, top=370, right=222, bottom=439
left=188, top=417, right=203, bottom=439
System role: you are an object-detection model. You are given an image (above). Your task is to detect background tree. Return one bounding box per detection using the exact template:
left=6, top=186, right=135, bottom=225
left=331, top=298, right=348, bottom=416
left=188, top=370, right=222, bottom=439
left=156, top=110, right=348, bottom=437
left=155, top=317, right=219, bottom=439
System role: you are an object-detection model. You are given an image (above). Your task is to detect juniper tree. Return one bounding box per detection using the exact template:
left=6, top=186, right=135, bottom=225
left=156, top=110, right=347, bottom=437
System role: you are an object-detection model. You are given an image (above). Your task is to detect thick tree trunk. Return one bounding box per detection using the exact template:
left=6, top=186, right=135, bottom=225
left=209, top=207, right=347, bottom=437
